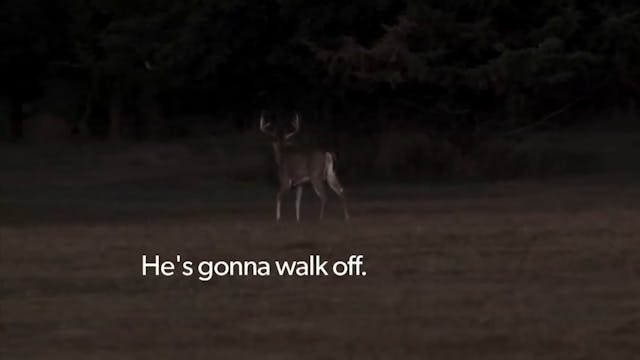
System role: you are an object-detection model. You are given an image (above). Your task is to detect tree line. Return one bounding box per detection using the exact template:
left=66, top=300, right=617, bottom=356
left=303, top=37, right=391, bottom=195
left=1, top=0, right=639, bottom=140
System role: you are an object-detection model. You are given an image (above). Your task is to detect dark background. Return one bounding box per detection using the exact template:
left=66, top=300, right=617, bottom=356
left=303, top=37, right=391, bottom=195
left=2, top=0, right=640, bottom=181
left=2, top=2, right=640, bottom=359
left=2, top=1, right=639, bottom=134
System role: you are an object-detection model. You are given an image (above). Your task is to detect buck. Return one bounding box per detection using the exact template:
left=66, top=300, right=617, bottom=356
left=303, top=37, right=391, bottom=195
left=259, top=111, right=350, bottom=221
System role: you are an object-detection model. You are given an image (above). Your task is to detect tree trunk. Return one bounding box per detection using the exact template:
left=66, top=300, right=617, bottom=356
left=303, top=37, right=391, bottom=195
left=139, top=86, right=163, bottom=139
left=9, top=94, right=23, bottom=140
left=75, top=73, right=97, bottom=139
left=321, top=97, right=333, bottom=131
left=108, top=80, right=122, bottom=141
left=77, top=99, right=91, bottom=138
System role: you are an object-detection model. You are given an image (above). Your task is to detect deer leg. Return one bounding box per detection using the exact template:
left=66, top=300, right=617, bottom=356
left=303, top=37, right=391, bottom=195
left=327, top=175, right=350, bottom=220
left=311, top=180, right=327, bottom=220
left=276, top=185, right=290, bottom=221
left=295, top=185, right=303, bottom=222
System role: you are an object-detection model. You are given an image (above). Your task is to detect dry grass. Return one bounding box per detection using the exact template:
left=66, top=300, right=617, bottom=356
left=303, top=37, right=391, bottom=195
left=2, top=175, right=640, bottom=359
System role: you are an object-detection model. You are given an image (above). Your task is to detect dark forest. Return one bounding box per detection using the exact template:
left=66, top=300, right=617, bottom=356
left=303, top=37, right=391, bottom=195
left=3, top=0, right=639, bottom=140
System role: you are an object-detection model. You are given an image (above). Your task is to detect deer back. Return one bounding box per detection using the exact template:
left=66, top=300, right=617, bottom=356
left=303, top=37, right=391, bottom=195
left=279, top=147, right=327, bottom=184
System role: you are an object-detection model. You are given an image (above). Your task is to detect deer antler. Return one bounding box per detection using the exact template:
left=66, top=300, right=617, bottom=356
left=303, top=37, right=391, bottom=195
left=285, top=112, right=300, bottom=139
left=259, top=111, right=275, bottom=136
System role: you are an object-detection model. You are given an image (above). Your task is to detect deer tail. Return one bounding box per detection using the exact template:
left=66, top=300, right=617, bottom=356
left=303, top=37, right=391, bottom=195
left=325, top=152, right=337, bottom=180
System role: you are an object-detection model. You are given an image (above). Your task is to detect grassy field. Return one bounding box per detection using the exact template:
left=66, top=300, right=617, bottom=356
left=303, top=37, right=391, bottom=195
left=1, top=143, right=640, bottom=359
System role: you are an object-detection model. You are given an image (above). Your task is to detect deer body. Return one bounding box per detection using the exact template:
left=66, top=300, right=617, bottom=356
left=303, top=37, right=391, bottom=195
left=261, top=113, right=349, bottom=221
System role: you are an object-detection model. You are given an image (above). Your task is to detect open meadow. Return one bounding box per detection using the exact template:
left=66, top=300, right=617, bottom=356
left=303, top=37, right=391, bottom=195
left=1, top=142, right=640, bottom=359
left=4, top=1, right=640, bottom=357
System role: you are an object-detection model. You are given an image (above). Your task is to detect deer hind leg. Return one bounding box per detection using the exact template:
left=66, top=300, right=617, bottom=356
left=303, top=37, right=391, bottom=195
left=311, top=180, right=327, bottom=220
left=326, top=154, right=350, bottom=220
left=327, top=175, right=350, bottom=220
left=295, top=185, right=303, bottom=222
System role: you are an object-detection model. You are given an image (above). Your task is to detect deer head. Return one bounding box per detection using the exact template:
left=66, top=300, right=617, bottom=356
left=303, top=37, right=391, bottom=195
left=259, top=111, right=300, bottom=146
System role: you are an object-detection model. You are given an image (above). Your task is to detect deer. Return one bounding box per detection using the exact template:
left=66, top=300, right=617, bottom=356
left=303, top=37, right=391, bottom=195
left=259, top=111, right=350, bottom=221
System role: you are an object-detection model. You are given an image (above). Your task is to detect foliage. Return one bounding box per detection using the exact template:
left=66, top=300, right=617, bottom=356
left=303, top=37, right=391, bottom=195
left=2, top=0, right=640, bottom=139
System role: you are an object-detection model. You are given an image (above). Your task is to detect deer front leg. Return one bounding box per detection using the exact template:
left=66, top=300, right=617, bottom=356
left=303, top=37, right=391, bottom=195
left=311, top=180, right=327, bottom=220
left=295, top=185, right=303, bottom=222
left=276, top=185, right=290, bottom=221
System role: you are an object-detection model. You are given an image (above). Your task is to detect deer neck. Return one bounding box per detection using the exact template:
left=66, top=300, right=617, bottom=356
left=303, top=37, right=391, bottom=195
left=272, top=142, right=283, bottom=166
